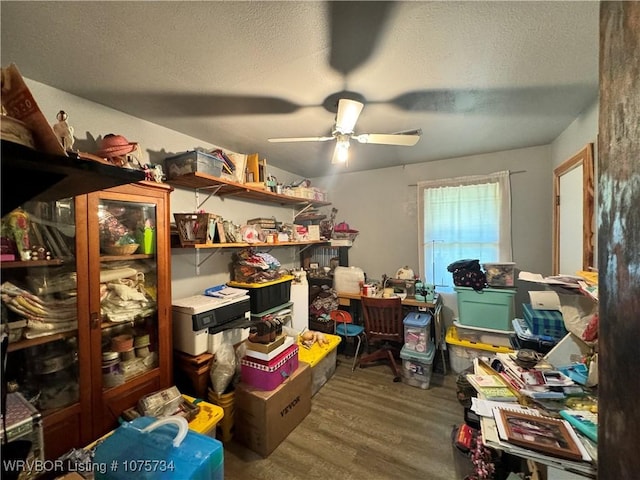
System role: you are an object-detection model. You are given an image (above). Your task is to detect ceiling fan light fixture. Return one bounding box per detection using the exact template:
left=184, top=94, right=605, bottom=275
left=332, top=137, right=351, bottom=164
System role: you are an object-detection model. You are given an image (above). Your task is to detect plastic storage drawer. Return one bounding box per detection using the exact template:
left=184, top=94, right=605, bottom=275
left=454, top=287, right=516, bottom=331
left=445, top=326, right=514, bottom=374
left=400, top=342, right=435, bottom=389
left=452, top=320, right=513, bottom=348
left=228, top=275, right=294, bottom=313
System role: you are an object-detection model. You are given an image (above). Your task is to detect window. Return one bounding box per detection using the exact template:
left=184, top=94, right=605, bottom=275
left=417, top=171, right=512, bottom=289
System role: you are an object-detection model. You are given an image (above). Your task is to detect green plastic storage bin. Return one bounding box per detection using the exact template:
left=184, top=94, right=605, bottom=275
left=454, top=287, right=516, bottom=331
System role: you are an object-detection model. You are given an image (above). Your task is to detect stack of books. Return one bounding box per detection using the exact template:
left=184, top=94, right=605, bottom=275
left=493, top=352, right=577, bottom=399
left=465, top=372, right=518, bottom=402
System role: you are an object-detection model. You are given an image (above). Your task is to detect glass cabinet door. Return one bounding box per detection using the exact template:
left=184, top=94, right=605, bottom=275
left=96, top=198, right=160, bottom=389
left=1, top=198, right=82, bottom=415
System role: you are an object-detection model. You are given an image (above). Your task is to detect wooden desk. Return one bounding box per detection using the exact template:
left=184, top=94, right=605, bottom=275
left=336, top=291, right=439, bottom=310
left=336, top=292, right=447, bottom=374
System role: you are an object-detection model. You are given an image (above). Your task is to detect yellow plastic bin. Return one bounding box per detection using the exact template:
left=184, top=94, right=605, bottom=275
left=183, top=394, right=225, bottom=439
left=297, top=333, right=341, bottom=396
left=445, top=326, right=514, bottom=373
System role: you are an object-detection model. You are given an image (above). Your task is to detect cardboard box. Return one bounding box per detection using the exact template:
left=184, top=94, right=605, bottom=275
left=235, top=362, right=311, bottom=457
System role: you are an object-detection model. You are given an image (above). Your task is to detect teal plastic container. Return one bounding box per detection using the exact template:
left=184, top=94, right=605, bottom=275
left=93, top=416, right=223, bottom=480
left=454, top=287, right=516, bottom=331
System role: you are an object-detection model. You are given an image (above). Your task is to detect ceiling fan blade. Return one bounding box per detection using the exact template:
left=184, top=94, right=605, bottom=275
left=354, top=132, right=421, bottom=146
left=328, top=1, right=396, bottom=76
left=83, top=92, right=305, bottom=117
left=335, top=99, right=364, bottom=133
left=268, top=136, right=335, bottom=143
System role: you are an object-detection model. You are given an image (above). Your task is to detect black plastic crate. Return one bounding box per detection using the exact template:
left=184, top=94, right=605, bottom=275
left=228, top=275, right=293, bottom=314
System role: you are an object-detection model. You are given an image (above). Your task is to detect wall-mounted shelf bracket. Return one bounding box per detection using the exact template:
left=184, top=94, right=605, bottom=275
left=195, top=184, right=225, bottom=210
left=297, top=244, right=316, bottom=255
left=195, top=248, right=222, bottom=275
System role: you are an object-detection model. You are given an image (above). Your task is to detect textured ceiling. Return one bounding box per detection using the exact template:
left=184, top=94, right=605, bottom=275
left=1, top=1, right=599, bottom=178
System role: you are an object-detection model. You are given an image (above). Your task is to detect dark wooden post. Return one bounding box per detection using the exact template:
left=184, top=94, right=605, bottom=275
left=598, top=2, right=640, bottom=478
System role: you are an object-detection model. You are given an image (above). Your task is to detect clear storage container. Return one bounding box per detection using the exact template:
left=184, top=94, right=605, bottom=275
left=403, top=311, right=432, bottom=352
left=482, top=262, right=516, bottom=287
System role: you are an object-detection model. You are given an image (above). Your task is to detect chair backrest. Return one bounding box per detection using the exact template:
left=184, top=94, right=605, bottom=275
left=360, top=296, right=404, bottom=344
left=330, top=309, right=353, bottom=325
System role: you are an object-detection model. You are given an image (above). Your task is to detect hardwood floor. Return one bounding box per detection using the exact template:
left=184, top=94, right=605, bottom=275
left=223, top=353, right=465, bottom=480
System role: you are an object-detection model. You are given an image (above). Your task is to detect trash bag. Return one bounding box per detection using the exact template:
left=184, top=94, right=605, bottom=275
left=210, top=343, right=236, bottom=395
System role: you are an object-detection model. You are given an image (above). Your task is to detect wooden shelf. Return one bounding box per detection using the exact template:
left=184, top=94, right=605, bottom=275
left=166, top=172, right=331, bottom=207
left=172, top=239, right=329, bottom=249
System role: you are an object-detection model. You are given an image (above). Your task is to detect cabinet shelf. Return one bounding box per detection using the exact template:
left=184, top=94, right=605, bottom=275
left=166, top=172, right=330, bottom=207
left=100, top=253, right=155, bottom=262
left=1, top=259, right=65, bottom=269
left=7, top=330, right=77, bottom=353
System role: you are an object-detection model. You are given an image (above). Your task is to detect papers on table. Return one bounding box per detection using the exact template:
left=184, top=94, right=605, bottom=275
left=518, top=271, right=582, bottom=288
left=204, top=285, right=249, bottom=300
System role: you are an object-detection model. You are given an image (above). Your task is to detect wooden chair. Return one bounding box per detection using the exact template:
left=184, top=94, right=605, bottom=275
left=359, top=296, right=404, bottom=382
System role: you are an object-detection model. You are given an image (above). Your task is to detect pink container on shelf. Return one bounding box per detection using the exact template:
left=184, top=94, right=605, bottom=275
left=240, top=343, right=299, bottom=391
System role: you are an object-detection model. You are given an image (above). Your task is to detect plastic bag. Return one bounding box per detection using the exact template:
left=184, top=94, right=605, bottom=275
left=558, top=294, right=598, bottom=346
left=210, top=343, right=236, bottom=395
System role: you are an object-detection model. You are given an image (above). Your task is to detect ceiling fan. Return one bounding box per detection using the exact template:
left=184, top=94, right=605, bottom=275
left=267, top=98, right=422, bottom=164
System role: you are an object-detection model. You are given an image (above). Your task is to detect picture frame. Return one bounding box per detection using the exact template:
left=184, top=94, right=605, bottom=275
left=498, top=409, right=583, bottom=461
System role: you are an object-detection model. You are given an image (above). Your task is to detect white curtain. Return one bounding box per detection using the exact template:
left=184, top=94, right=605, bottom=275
left=417, top=171, right=512, bottom=287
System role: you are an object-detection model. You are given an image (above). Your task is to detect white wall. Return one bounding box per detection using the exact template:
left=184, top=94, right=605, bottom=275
left=551, top=98, right=599, bottom=168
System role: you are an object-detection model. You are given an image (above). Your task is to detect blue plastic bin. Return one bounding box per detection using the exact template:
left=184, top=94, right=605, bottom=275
left=93, top=416, right=223, bottom=480
left=403, top=311, right=432, bottom=353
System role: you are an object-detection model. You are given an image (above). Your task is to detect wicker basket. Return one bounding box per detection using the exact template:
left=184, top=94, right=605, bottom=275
left=174, top=213, right=218, bottom=246
left=103, top=243, right=139, bottom=255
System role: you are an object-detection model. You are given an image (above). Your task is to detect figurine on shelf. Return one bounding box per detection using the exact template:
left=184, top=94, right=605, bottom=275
left=142, top=164, right=165, bottom=183
left=52, top=110, right=75, bottom=150
left=5, top=208, right=31, bottom=260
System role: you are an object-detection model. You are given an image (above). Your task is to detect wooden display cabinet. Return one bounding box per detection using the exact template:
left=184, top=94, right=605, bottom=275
left=1, top=181, right=173, bottom=458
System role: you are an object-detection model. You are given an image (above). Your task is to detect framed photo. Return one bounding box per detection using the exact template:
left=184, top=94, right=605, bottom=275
left=498, top=409, right=583, bottom=461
